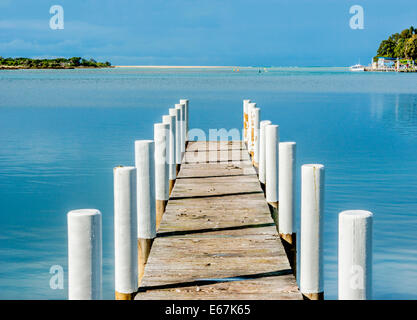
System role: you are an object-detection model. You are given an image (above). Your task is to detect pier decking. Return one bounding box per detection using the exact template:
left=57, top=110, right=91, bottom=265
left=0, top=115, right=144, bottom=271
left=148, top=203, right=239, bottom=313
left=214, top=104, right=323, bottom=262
left=135, top=141, right=302, bottom=300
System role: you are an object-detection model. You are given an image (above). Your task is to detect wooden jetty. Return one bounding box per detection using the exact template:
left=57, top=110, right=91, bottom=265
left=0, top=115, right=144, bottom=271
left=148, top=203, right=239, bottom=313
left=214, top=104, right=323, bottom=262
left=135, top=141, right=302, bottom=300
left=67, top=98, right=373, bottom=301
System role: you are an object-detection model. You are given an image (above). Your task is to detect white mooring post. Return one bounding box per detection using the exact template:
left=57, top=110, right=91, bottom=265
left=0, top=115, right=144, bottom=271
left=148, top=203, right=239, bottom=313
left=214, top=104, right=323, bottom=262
left=243, top=99, right=251, bottom=144
left=162, top=114, right=176, bottom=195
left=338, top=210, right=373, bottom=300
left=114, top=166, right=138, bottom=300
left=169, top=108, right=181, bottom=175
left=179, top=99, right=189, bottom=143
left=247, top=102, right=256, bottom=156
left=259, top=120, right=272, bottom=191
left=278, top=142, right=297, bottom=277
left=134, top=140, right=156, bottom=285
left=175, top=103, right=185, bottom=156
left=154, top=123, right=170, bottom=229
left=300, top=164, right=325, bottom=300
left=278, top=142, right=296, bottom=244
left=67, top=209, right=102, bottom=300
left=181, top=103, right=186, bottom=150
left=265, top=124, right=279, bottom=209
left=252, top=107, right=260, bottom=167
left=247, top=102, right=252, bottom=152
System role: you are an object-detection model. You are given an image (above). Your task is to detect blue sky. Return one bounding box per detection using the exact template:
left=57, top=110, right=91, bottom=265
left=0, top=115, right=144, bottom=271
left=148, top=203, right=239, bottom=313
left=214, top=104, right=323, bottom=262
left=0, top=0, right=416, bottom=66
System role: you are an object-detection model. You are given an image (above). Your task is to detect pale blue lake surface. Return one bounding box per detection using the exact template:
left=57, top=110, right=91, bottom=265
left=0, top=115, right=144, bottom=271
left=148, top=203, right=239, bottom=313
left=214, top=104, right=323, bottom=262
left=0, top=67, right=417, bottom=299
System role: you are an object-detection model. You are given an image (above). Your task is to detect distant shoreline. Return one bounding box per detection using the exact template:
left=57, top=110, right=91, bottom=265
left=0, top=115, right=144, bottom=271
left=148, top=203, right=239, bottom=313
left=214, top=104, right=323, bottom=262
left=0, top=57, right=112, bottom=70
left=114, top=65, right=348, bottom=69
left=0, top=65, right=354, bottom=71
left=115, top=65, right=237, bottom=69
left=0, top=66, right=114, bottom=70
left=364, top=66, right=417, bottom=73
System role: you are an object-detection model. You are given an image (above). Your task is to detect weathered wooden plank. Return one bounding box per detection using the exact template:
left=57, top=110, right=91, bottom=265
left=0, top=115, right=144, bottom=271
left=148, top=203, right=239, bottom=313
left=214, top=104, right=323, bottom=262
left=135, top=141, right=302, bottom=300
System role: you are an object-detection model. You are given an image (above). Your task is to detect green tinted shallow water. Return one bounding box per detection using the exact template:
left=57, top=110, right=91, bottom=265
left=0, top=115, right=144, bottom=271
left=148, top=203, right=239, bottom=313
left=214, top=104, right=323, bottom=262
left=0, top=67, right=417, bottom=299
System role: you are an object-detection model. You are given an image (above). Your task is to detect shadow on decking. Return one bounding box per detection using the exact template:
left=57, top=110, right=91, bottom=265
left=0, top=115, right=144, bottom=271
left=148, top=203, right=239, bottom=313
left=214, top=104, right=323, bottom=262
left=176, top=173, right=257, bottom=179
left=157, top=222, right=275, bottom=238
left=185, top=148, right=246, bottom=152
left=183, top=160, right=249, bottom=164
left=170, top=191, right=263, bottom=200
left=137, top=269, right=293, bottom=293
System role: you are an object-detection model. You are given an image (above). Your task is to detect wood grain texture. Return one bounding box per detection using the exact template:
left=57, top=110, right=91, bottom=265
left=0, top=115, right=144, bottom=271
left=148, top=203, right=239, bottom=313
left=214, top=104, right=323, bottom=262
left=156, top=199, right=167, bottom=229
left=303, top=292, right=324, bottom=300
left=138, top=238, right=153, bottom=286
left=115, top=291, right=135, bottom=300
left=135, top=141, right=302, bottom=300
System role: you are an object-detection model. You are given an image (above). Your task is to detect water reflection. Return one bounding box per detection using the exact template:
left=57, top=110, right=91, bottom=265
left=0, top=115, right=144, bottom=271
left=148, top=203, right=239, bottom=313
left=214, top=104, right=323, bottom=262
left=371, top=94, right=417, bottom=137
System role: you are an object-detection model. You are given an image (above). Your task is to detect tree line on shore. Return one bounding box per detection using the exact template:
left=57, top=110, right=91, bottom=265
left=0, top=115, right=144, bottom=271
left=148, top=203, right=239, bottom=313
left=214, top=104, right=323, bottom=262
left=0, top=56, right=112, bottom=69
left=376, top=26, right=417, bottom=61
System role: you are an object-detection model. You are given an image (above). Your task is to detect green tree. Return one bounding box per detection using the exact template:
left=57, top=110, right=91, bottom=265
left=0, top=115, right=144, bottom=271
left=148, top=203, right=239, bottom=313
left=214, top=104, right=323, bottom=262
left=400, top=28, right=411, bottom=40
left=394, top=38, right=406, bottom=57
left=1, top=56, right=111, bottom=68
left=404, top=34, right=417, bottom=60
left=377, top=39, right=396, bottom=57
left=389, top=33, right=400, bottom=43
left=375, top=26, right=417, bottom=60
left=69, top=57, right=81, bottom=66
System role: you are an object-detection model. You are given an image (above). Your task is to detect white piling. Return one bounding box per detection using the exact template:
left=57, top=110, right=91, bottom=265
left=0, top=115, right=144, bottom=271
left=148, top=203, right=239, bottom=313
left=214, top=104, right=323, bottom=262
left=114, top=167, right=138, bottom=300
left=278, top=142, right=297, bottom=277
left=67, top=209, right=102, bottom=300
left=175, top=103, right=185, bottom=155
left=169, top=108, right=182, bottom=174
left=154, top=123, right=170, bottom=228
left=265, top=124, right=279, bottom=208
left=134, top=140, right=156, bottom=284
left=338, top=210, right=373, bottom=300
left=179, top=99, right=189, bottom=143
left=278, top=142, right=296, bottom=242
left=259, top=120, right=271, bottom=187
left=252, top=107, right=260, bottom=167
left=247, top=102, right=256, bottom=155
left=243, top=99, right=251, bottom=143
left=162, top=114, right=176, bottom=194
left=300, top=164, right=325, bottom=300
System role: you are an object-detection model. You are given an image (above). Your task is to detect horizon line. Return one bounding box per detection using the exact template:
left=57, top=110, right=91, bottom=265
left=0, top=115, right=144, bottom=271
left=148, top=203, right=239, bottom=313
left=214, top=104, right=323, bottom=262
left=114, top=65, right=348, bottom=68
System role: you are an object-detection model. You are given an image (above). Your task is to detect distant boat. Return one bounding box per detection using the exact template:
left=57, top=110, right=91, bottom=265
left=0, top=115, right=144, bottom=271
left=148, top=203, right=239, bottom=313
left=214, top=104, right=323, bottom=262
left=350, top=64, right=365, bottom=72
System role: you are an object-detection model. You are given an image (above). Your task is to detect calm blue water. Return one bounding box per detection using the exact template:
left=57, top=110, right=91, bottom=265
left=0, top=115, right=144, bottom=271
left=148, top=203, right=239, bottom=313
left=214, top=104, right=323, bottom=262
left=0, top=67, right=417, bottom=299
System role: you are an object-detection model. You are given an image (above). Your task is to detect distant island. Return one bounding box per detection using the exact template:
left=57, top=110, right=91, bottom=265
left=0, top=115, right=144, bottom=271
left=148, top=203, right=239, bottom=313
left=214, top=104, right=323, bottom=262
left=359, top=26, right=417, bottom=72
left=0, top=57, right=112, bottom=70
left=376, top=26, right=417, bottom=60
